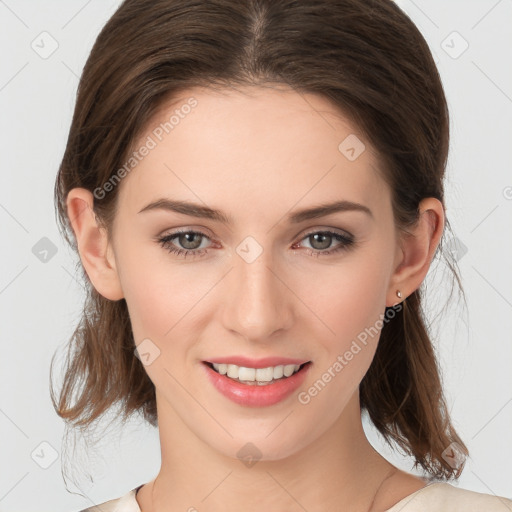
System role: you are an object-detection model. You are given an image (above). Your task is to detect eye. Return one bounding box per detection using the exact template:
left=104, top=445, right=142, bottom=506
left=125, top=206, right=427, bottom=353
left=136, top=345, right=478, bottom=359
left=157, top=229, right=212, bottom=258
left=157, top=228, right=356, bottom=259
left=294, top=230, right=355, bottom=257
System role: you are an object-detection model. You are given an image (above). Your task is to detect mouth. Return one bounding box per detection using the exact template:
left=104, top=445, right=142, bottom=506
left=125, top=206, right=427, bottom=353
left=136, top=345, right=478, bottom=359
left=202, top=361, right=311, bottom=386
left=201, top=359, right=312, bottom=407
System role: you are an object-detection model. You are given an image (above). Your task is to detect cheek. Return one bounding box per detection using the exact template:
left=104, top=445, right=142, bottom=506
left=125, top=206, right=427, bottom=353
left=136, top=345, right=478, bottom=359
left=295, top=251, right=390, bottom=345
left=292, top=249, right=391, bottom=408
left=121, top=265, right=208, bottom=392
left=115, top=235, right=209, bottom=337
left=122, top=267, right=203, bottom=342
left=295, top=262, right=388, bottom=427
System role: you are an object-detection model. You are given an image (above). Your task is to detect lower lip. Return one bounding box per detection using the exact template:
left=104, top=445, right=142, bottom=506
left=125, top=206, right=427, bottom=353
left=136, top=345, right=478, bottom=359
left=202, top=362, right=312, bottom=407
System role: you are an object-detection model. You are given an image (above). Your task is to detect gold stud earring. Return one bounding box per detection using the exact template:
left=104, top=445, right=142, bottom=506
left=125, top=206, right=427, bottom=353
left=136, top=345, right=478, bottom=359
left=396, top=290, right=402, bottom=298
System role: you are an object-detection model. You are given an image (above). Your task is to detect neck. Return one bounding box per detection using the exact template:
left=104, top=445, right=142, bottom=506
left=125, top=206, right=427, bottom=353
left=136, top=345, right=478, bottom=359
left=143, top=390, right=398, bottom=512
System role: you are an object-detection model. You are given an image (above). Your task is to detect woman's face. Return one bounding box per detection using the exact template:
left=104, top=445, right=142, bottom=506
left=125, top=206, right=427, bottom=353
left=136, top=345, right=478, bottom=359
left=107, top=85, right=403, bottom=460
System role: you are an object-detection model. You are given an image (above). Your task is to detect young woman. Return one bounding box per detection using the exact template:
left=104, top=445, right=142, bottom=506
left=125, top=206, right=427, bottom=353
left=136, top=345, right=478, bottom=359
left=51, top=0, right=512, bottom=510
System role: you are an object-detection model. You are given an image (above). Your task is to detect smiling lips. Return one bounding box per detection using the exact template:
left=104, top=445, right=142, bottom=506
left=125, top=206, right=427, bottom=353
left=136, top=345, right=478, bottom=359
left=204, top=355, right=310, bottom=384
left=202, top=357, right=312, bottom=407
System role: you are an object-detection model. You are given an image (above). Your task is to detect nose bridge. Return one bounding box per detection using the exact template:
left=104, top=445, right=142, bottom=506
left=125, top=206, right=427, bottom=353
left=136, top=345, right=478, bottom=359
left=222, top=241, right=291, bottom=341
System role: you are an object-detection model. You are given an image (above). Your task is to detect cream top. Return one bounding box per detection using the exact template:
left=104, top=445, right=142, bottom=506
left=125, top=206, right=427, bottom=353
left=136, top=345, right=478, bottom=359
left=79, top=481, right=512, bottom=511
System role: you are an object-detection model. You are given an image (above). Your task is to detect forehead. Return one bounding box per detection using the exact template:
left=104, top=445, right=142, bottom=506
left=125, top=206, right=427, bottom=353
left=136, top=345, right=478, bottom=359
left=117, top=84, right=390, bottom=220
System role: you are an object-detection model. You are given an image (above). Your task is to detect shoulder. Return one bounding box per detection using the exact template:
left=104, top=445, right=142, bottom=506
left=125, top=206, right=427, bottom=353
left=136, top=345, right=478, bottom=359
left=386, top=482, right=512, bottom=511
left=75, top=486, right=141, bottom=512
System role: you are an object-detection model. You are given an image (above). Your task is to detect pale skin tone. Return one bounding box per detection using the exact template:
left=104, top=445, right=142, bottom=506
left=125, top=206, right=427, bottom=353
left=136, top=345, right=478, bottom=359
left=67, top=85, right=444, bottom=512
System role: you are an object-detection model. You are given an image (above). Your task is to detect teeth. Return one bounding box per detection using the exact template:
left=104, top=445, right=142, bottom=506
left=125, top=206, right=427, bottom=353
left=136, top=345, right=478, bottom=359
left=211, top=362, right=302, bottom=383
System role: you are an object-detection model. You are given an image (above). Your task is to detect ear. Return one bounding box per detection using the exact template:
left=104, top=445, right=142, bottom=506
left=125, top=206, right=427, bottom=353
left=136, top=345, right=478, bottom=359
left=386, top=197, right=445, bottom=307
left=66, top=188, right=124, bottom=301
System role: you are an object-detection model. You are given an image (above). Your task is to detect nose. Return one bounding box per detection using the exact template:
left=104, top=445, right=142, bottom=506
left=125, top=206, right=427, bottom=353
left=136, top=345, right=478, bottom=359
left=221, top=246, right=294, bottom=343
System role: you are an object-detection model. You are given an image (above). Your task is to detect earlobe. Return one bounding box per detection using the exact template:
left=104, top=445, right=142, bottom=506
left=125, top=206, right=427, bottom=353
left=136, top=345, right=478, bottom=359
left=386, top=198, right=444, bottom=307
left=66, top=188, right=124, bottom=301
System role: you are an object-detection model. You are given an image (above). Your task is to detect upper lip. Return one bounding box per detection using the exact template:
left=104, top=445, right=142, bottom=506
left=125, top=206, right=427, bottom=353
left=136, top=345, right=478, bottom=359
left=204, top=356, right=310, bottom=369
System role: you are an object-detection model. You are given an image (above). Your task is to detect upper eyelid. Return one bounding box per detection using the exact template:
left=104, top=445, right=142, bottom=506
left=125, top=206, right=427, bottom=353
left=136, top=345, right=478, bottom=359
left=300, top=227, right=352, bottom=238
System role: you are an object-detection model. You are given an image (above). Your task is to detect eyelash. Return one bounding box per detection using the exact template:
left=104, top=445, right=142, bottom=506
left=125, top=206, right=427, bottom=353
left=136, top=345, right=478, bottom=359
left=156, top=228, right=355, bottom=259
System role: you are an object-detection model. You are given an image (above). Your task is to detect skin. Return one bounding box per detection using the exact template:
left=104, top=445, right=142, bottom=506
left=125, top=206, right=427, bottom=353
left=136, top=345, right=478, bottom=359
left=67, top=84, right=444, bottom=511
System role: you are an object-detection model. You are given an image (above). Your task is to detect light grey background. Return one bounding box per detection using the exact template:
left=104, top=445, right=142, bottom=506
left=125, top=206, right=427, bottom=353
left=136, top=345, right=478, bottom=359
left=0, top=0, right=511, bottom=510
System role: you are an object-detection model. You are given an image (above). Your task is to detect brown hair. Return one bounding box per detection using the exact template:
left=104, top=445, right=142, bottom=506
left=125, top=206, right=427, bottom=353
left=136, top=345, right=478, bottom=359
left=51, top=0, right=469, bottom=481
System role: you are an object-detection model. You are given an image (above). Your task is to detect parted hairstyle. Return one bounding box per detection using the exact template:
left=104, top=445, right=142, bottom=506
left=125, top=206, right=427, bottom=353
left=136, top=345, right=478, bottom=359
left=51, top=0, right=469, bottom=480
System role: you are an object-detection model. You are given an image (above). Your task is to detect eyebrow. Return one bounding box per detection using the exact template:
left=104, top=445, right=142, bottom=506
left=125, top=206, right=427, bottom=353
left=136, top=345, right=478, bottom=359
left=137, top=198, right=373, bottom=224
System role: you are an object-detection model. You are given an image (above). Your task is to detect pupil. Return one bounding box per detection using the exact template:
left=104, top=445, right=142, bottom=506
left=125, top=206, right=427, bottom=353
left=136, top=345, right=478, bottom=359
left=181, top=233, right=201, bottom=249
left=312, top=233, right=331, bottom=250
